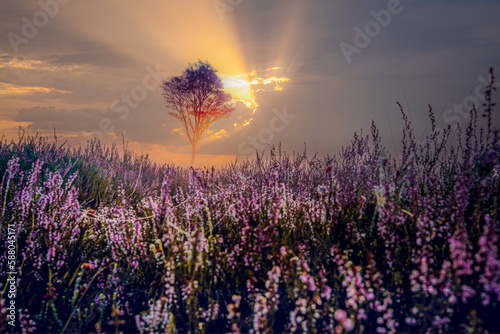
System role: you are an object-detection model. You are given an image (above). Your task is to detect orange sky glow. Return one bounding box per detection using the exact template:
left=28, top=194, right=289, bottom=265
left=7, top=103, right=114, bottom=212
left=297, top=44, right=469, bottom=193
left=0, top=1, right=297, bottom=167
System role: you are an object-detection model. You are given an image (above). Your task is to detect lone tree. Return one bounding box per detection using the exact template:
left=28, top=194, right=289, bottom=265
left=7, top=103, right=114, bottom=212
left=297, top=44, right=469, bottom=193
left=162, top=60, right=234, bottom=165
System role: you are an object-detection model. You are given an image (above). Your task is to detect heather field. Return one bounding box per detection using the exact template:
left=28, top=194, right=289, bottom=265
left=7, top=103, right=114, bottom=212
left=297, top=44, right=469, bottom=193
left=1, top=100, right=499, bottom=333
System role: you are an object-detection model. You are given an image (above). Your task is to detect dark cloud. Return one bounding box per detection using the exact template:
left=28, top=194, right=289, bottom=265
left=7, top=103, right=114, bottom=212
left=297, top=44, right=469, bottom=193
left=15, top=106, right=108, bottom=132
left=13, top=96, right=185, bottom=148
left=45, top=50, right=137, bottom=68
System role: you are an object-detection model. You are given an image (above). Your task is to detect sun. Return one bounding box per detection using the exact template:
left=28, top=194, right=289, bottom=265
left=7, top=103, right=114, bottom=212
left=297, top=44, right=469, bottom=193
left=220, top=68, right=289, bottom=127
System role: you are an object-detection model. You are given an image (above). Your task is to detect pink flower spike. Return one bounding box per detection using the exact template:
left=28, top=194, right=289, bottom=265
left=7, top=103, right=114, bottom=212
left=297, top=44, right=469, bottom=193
left=334, top=309, right=347, bottom=322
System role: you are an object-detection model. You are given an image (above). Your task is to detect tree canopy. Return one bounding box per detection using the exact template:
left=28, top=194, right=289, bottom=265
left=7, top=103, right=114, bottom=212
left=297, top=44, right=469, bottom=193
left=162, top=60, right=234, bottom=165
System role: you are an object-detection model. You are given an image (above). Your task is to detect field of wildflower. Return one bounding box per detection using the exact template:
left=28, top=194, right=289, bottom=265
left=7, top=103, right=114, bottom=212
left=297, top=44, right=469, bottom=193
left=1, top=75, right=499, bottom=333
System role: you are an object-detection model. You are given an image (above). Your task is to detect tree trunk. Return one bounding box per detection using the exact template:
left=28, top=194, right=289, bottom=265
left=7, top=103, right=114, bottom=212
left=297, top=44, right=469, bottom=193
left=191, top=142, right=196, bottom=166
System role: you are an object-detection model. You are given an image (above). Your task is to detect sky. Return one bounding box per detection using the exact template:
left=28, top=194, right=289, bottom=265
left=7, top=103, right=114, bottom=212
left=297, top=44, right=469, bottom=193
left=1, top=0, right=499, bottom=166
